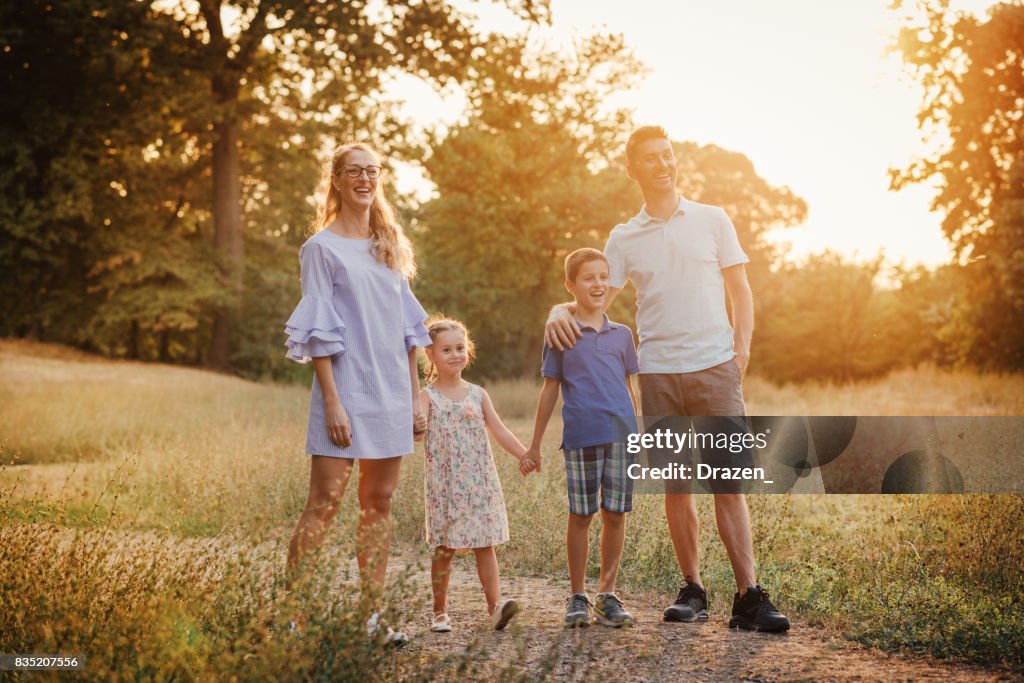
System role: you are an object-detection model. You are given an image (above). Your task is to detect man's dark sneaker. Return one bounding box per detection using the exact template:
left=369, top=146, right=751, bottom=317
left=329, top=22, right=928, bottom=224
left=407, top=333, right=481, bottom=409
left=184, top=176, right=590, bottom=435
left=728, top=585, right=790, bottom=632
left=663, top=581, right=709, bottom=622
left=594, top=593, right=634, bottom=627
left=564, top=593, right=592, bottom=628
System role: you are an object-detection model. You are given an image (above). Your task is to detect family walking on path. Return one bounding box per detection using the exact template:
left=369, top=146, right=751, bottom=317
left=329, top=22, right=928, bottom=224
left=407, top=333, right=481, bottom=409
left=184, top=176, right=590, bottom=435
left=281, top=126, right=789, bottom=645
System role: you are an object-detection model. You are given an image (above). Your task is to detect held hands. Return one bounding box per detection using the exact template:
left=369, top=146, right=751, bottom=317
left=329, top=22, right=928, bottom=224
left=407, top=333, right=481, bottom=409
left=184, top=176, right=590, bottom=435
left=413, top=404, right=427, bottom=441
left=324, top=397, right=352, bottom=449
left=544, top=304, right=581, bottom=351
left=519, top=446, right=542, bottom=476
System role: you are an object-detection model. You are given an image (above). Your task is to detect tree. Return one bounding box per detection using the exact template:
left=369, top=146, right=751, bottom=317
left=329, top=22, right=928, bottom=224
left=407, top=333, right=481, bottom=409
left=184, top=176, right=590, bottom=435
left=754, top=253, right=932, bottom=383
left=414, top=33, right=644, bottom=377
left=0, top=0, right=211, bottom=357
left=2, top=1, right=551, bottom=376
left=416, top=33, right=808, bottom=378
left=152, top=0, right=549, bottom=368
left=890, top=0, right=1024, bottom=368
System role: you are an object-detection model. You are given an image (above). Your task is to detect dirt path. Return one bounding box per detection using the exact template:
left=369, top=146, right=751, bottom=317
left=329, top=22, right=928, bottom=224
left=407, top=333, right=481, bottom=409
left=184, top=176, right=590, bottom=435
left=394, top=561, right=1015, bottom=682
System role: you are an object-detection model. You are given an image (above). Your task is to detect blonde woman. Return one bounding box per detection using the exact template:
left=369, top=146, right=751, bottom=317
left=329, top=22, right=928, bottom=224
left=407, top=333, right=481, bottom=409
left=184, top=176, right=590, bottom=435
left=283, top=142, right=430, bottom=644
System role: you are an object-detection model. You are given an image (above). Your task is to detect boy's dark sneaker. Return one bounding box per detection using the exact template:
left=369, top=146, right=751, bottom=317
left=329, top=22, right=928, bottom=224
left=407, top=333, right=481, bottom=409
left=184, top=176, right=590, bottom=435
left=663, top=581, right=709, bottom=622
left=594, top=593, right=634, bottom=627
left=728, top=585, right=790, bottom=632
left=564, top=593, right=592, bottom=628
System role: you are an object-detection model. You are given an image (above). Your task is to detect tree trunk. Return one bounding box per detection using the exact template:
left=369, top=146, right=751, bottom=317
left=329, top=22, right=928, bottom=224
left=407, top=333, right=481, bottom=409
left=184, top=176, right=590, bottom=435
left=159, top=329, right=170, bottom=363
left=128, top=319, right=140, bottom=360
left=207, top=105, right=242, bottom=370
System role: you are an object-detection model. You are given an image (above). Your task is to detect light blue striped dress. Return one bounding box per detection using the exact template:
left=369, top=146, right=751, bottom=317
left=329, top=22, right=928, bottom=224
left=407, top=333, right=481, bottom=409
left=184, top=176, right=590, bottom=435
left=283, top=229, right=431, bottom=459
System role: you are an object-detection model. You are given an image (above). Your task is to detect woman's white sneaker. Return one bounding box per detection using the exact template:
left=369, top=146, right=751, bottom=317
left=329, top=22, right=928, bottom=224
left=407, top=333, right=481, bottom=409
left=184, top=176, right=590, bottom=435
left=366, top=612, right=409, bottom=646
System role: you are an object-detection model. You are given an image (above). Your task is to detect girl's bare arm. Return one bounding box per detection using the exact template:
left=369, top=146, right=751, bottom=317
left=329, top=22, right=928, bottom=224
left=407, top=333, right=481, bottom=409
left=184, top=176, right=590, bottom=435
left=480, top=388, right=527, bottom=458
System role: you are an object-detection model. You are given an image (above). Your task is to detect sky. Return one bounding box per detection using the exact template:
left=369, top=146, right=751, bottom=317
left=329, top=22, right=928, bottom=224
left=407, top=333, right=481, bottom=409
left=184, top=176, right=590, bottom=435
left=385, top=0, right=996, bottom=269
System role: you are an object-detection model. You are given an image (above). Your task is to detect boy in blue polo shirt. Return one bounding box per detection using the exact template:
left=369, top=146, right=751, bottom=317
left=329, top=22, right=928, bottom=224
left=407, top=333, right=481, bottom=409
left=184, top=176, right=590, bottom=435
left=521, top=248, right=640, bottom=628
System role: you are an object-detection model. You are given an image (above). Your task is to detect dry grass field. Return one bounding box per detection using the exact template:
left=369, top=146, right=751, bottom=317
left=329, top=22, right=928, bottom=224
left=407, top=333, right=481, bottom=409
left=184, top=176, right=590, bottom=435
left=1, top=339, right=1022, bottom=679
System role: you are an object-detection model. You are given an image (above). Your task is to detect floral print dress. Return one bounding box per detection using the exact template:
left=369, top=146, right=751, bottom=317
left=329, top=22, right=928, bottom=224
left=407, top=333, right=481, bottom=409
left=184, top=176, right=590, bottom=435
left=423, top=383, right=510, bottom=549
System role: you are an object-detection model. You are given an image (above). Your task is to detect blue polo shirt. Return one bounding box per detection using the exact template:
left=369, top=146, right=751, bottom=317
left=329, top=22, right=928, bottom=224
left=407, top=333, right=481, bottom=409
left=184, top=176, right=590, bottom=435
left=541, top=316, right=640, bottom=451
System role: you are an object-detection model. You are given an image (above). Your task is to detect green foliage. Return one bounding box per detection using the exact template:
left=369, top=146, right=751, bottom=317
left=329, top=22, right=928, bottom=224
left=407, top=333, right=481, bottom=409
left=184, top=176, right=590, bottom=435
left=0, top=1, right=211, bottom=354
left=890, top=0, right=1024, bottom=369
left=415, top=34, right=810, bottom=378
left=764, top=495, right=1024, bottom=667
left=755, top=252, right=941, bottom=383
left=5, top=0, right=1017, bottom=383
left=415, top=33, right=644, bottom=377
left=0, top=1, right=552, bottom=377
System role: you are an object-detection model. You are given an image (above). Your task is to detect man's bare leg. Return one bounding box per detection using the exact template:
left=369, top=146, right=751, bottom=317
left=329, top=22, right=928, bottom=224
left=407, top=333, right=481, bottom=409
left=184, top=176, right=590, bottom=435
left=713, top=492, right=755, bottom=594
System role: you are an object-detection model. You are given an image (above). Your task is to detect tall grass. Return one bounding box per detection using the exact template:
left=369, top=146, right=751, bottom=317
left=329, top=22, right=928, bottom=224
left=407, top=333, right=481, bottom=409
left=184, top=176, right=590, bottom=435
left=1, top=340, right=1022, bottom=675
left=0, top=521, right=455, bottom=681
left=743, top=365, right=1024, bottom=416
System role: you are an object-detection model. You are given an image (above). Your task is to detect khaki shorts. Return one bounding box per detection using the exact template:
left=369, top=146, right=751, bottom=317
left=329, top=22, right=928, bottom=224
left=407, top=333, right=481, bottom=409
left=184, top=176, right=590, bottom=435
left=639, top=360, right=752, bottom=493
left=639, top=359, right=746, bottom=417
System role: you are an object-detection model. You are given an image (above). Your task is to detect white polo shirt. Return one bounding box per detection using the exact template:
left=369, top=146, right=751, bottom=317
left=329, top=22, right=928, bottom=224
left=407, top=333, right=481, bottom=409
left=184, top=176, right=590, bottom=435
left=604, top=196, right=749, bottom=374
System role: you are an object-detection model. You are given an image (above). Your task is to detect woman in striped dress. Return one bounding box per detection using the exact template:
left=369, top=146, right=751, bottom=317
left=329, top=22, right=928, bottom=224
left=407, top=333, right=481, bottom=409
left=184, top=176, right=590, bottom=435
left=283, top=142, right=431, bottom=642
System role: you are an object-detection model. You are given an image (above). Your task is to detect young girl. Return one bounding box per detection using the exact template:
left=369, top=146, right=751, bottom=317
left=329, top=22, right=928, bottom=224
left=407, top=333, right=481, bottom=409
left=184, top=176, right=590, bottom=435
left=283, top=142, right=430, bottom=644
left=419, top=317, right=527, bottom=633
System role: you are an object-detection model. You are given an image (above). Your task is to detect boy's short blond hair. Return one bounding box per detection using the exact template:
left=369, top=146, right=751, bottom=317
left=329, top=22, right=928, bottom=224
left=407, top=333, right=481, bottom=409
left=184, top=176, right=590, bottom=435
left=564, top=248, right=608, bottom=283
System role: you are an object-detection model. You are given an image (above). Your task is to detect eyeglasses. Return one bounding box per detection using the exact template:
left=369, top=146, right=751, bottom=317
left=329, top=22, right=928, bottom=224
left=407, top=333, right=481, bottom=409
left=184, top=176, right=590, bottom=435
left=340, top=164, right=382, bottom=179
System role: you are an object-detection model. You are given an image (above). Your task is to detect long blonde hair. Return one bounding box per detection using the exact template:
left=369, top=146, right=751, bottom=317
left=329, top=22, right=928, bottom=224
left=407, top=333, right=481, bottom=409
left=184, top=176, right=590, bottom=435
left=423, top=316, right=476, bottom=383
left=311, top=142, right=416, bottom=278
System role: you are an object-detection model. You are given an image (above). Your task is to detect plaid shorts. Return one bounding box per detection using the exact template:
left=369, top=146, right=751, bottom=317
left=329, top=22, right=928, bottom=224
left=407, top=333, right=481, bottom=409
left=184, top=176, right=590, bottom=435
left=563, top=442, right=635, bottom=516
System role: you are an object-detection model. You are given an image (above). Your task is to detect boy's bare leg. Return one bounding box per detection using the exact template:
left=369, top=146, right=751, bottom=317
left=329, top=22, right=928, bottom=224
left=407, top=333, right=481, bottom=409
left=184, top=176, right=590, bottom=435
left=597, top=509, right=626, bottom=593
left=714, top=493, right=756, bottom=593
left=432, top=546, right=456, bottom=614
left=567, top=513, right=593, bottom=594
left=665, top=492, right=703, bottom=585
left=472, top=546, right=501, bottom=614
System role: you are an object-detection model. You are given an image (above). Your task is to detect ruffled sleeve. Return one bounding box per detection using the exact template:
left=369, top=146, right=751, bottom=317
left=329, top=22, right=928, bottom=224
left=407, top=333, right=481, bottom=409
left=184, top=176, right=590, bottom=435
left=401, top=278, right=431, bottom=351
left=283, top=241, right=346, bottom=363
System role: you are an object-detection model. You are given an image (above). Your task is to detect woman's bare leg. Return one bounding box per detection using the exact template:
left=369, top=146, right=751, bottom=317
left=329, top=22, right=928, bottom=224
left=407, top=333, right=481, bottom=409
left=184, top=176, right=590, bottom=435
left=356, top=456, right=403, bottom=596
left=287, top=455, right=355, bottom=588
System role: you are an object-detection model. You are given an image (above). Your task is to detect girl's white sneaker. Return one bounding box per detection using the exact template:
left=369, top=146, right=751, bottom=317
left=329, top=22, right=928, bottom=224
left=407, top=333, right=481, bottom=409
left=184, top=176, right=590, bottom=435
left=490, top=598, right=519, bottom=631
left=430, top=612, right=452, bottom=632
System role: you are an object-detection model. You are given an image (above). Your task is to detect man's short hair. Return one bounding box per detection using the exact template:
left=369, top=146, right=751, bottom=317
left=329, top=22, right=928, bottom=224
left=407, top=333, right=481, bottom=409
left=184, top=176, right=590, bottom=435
left=626, top=125, right=670, bottom=164
left=565, top=248, right=608, bottom=282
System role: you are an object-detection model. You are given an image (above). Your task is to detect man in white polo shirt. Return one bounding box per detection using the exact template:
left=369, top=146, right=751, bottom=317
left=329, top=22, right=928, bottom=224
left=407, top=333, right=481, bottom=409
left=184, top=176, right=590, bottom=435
left=546, top=126, right=789, bottom=632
